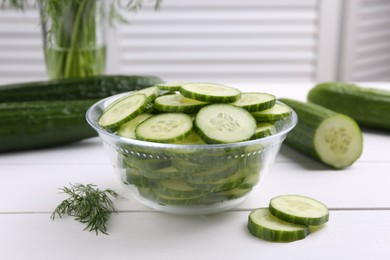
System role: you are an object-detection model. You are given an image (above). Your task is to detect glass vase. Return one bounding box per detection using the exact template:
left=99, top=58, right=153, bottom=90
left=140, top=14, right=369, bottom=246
left=39, top=0, right=107, bottom=79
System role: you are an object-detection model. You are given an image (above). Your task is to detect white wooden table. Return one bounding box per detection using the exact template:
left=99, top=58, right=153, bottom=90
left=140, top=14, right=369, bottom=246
left=1, top=82, right=389, bottom=260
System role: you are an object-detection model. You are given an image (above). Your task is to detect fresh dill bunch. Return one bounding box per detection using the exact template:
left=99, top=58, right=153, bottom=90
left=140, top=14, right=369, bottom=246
left=51, top=183, right=120, bottom=235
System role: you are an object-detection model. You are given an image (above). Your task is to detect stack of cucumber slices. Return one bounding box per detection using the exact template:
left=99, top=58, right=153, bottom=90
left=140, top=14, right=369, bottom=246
left=98, top=82, right=293, bottom=207
left=99, top=82, right=292, bottom=144
left=248, top=195, right=329, bottom=242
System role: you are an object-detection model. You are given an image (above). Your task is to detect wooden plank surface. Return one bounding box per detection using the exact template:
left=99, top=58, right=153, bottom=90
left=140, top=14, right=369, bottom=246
left=0, top=210, right=389, bottom=260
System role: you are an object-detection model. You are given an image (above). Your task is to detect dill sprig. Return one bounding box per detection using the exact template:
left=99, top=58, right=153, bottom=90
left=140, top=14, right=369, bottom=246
left=51, top=183, right=120, bottom=235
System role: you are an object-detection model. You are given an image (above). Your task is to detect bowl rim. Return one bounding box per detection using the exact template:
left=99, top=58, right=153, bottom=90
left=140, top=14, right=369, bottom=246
left=86, top=92, right=298, bottom=149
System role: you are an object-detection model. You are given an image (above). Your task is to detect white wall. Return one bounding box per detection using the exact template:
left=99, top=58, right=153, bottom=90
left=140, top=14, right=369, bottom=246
left=0, top=0, right=389, bottom=84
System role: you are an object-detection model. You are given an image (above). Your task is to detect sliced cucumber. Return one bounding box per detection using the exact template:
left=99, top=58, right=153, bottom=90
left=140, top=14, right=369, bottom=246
left=248, top=208, right=310, bottom=242
left=180, top=82, right=241, bottom=103
left=279, top=98, right=363, bottom=169
left=152, top=188, right=205, bottom=205
left=194, top=104, right=256, bottom=144
left=140, top=165, right=183, bottom=180
left=154, top=94, right=209, bottom=113
left=135, top=113, right=193, bottom=143
left=124, top=157, right=171, bottom=172
left=117, top=113, right=153, bottom=139
left=156, top=81, right=187, bottom=92
left=136, top=86, right=161, bottom=101
left=251, top=123, right=276, bottom=139
left=269, top=195, right=329, bottom=226
left=173, top=131, right=206, bottom=145
left=186, top=159, right=241, bottom=184
left=171, top=158, right=206, bottom=173
left=125, top=166, right=153, bottom=187
left=230, top=92, right=276, bottom=112
left=191, top=168, right=247, bottom=193
left=251, top=103, right=292, bottom=122
left=210, top=186, right=252, bottom=201
left=98, top=93, right=148, bottom=129
left=155, top=179, right=203, bottom=198
left=239, top=173, right=260, bottom=189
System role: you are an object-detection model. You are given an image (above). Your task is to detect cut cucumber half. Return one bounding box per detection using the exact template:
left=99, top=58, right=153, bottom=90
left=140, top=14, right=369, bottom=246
left=156, top=81, right=187, bottom=92
left=314, top=115, right=362, bottom=169
left=230, top=92, right=276, bottom=112
left=154, top=94, right=209, bottom=113
left=180, top=82, right=241, bottom=103
left=135, top=113, right=193, bottom=143
left=248, top=208, right=310, bottom=242
left=269, top=195, right=329, bottom=226
left=251, top=123, right=276, bottom=139
left=251, top=103, right=292, bottom=122
left=194, top=104, right=256, bottom=144
left=99, top=93, right=148, bottom=129
left=279, top=98, right=363, bottom=169
left=117, top=113, right=153, bottom=139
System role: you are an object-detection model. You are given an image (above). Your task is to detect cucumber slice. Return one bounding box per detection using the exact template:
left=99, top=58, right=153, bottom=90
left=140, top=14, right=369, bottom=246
left=269, top=195, right=329, bottom=226
left=152, top=188, right=205, bottom=205
left=135, top=113, right=193, bottom=143
left=230, top=92, right=276, bottom=112
left=194, top=104, right=256, bottom=144
left=98, top=93, right=148, bottom=129
left=186, top=159, right=241, bottom=184
left=156, top=81, right=187, bottom=91
left=211, top=186, right=252, bottom=201
left=171, top=158, right=206, bottom=173
left=251, top=123, right=276, bottom=139
left=248, top=208, right=310, bottom=242
left=125, top=166, right=154, bottom=187
left=117, top=113, right=153, bottom=139
left=136, top=86, right=161, bottom=101
left=173, top=131, right=206, bottom=145
left=141, top=165, right=184, bottom=180
left=239, top=173, right=260, bottom=189
left=279, top=98, right=363, bottom=169
left=155, top=179, right=203, bottom=198
left=180, top=82, right=241, bottom=103
left=251, top=103, right=292, bottom=122
left=191, top=168, right=247, bottom=193
left=154, top=94, right=209, bottom=113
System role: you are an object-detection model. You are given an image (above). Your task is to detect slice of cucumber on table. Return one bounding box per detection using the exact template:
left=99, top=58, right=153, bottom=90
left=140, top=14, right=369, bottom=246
left=248, top=195, right=329, bottom=242
left=248, top=208, right=310, bottom=242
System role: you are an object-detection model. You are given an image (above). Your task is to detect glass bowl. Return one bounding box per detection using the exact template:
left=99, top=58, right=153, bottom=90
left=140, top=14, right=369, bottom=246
left=86, top=93, right=297, bottom=215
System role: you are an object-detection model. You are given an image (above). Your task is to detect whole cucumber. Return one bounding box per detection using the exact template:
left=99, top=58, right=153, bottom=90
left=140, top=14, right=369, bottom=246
left=0, top=75, right=164, bottom=152
left=0, top=100, right=98, bottom=152
left=307, top=82, right=390, bottom=131
left=0, top=75, right=163, bottom=102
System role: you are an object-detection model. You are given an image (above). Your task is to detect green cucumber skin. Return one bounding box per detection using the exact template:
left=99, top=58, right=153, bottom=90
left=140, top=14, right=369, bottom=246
left=278, top=98, right=336, bottom=161
left=0, top=100, right=98, bottom=153
left=308, top=82, right=390, bottom=130
left=278, top=98, right=363, bottom=170
left=0, top=75, right=163, bottom=102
